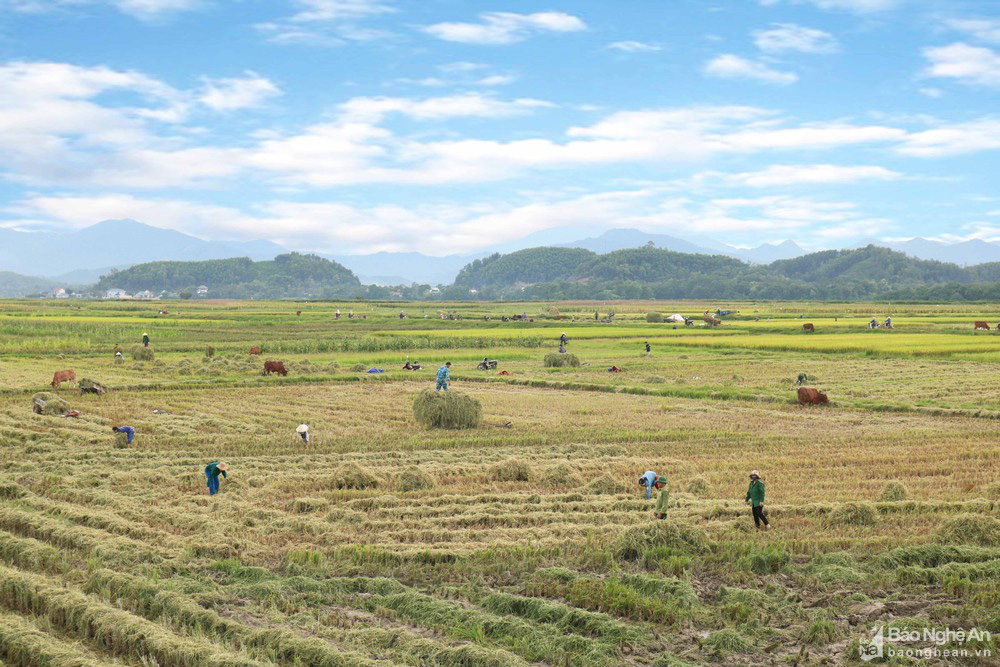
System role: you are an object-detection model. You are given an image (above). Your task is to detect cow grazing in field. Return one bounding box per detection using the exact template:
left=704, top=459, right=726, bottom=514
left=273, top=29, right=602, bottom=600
left=803, top=323, right=815, bottom=333
left=797, top=387, right=829, bottom=406
left=296, top=310, right=301, bottom=317
left=263, top=361, right=288, bottom=376
left=975, top=321, right=990, bottom=330
left=249, top=346, right=262, bottom=355
left=50, top=370, right=76, bottom=388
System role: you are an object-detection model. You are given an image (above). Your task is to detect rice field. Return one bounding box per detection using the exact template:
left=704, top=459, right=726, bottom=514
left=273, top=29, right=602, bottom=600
left=0, top=298, right=998, bottom=666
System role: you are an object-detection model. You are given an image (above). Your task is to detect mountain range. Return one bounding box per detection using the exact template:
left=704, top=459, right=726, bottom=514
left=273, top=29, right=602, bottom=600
left=1, top=219, right=998, bottom=296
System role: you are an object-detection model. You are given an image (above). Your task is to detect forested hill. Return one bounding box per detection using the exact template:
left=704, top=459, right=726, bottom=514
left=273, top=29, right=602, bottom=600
left=95, top=253, right=361, bottom=298
left=447, top=245, right=1000, bottom=301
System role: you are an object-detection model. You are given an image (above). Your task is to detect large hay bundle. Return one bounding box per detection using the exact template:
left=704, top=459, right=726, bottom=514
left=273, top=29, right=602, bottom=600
left=614, top=522, right=709, bottom=561
left=544, top=353, right=580, bottom=368
left=413, top=389, right=482, bottom=429
left=646, top=312, right=663, bottom=323
left=31, top=392, right=69, bottom=416
left=397, top=466, right=435, bottom=492
left=131, top=345, right=154, bottom=361
left=79, top=378, right=106, bottom=395
left=935, top=513, right=1000, bottom=547
left=490, top=458, right=531, bottom=482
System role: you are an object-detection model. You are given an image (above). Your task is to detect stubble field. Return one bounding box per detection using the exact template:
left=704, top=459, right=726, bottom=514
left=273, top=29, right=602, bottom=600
left=0, top=298, right=998, bottom=666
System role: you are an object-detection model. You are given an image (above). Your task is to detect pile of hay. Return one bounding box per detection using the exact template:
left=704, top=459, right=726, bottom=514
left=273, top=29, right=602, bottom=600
left=646, top=312, right=663, bottom=323
left=131, top=345, right=154, bottom=361
left=687, top=476, right=709, bottom=497
left=879, top=481, right=909, bottom=502
left=585, top=474, right=620, bottom=495
left=31, top=392, right=69, bottom=416
left=350, top=363, right=367, bottom=372
left=332, top=464, right=379, bottom=490
left=288, top=497, right=329, bottom=513
left=540, top=467, right=583, bottom=487
left=935, top=513, right=1000, bottom=547
left=615, top=522, right=709, bottom=561
left=397, top=466, right=435, bottom=492
left=544, top=353, right=580, bottom=368
left=828, top=502, right=879, bottom=526
left=490, top=458, right=531, bottom=482
left=79, top=378, right=106, bottom=395
left=413, top=389, right=482, bottom=429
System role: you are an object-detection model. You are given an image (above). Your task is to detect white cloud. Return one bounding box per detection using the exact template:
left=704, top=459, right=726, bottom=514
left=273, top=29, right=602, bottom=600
left=704, top=54, right=798, bottom=84
left=898, top=118, right=1000, bottom=156
left=607, top=40, right=662, bottom=52
left=923, top=42, right=1000, bottom=88
left=754, top=23, right=838, bottom=53
left=338, top=93, right=553, bottom=121
left=422, top=11, right=585, bottom=45
left=5, top=189, right=887, bottom=255
left=1, top=0, right=201, bottom=19
left=254, top=0, right=394, bottom=45
left=699, top=164, right=901, bottom=187
left=286, top=0, right=393, bottom=22
left=918, top=87, right=944, bottom=98
left=198, top=72, right=282, bottom=111
left=945, top=18, right=1000, bottom=44
left=759, top=0, right=901, bottom=12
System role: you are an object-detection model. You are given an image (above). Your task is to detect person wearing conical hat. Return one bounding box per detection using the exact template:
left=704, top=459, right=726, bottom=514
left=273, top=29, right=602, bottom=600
left=296, top=424, right=309, bottom=444
left=142, top=332, right=150, bottom=347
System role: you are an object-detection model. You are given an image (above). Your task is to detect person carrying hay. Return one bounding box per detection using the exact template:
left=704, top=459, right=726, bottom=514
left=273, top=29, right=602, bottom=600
left=638, top=470, right=664, bottom=500
left=436, top=362, right=451, bottom=391
left=205, top=461, right=228, bottom=496
left=745, top=470, right=770, bottom=530
left=142, top=332, right=150, bottom=347
left=112, top=425, right=135, bottom=445
left=296, top=424, right=309, bottom=443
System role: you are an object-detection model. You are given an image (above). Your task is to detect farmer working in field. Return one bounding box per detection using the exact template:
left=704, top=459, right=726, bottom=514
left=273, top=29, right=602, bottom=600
left=638, top=470, right=662, bottom=500
left=560, top=332, right=568, bottom=346
left=142, top=332, right=150, bottom=347
left=654, top=476, right=669, bottom=520
left=745, top=470, right=770, bottom=530
left=436, top=362, right=451, bottom=391
left=296, top=424, right=309, bottom=443
left=205, top=461, right=228, bottom=496
left=112, top=425, right=135, bottom=444
left=645, top=341, right=651, bottom=356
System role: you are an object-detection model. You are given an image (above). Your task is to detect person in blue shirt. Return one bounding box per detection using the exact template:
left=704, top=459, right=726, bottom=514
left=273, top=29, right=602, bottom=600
left=638, top=470, right=664, bottom=500
left=436, top=362, right=451, bottom=391
left=205, top=461, right=228, bottom=495
left=112, top=425, right=135, bottom=445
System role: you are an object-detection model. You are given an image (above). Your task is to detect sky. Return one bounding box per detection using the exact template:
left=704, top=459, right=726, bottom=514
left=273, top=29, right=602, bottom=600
left=0, top=0, right=998, bottom=256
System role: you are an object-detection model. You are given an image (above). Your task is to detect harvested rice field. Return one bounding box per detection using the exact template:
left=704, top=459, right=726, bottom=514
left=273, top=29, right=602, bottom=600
left=0, top=298, right=998, bottom=666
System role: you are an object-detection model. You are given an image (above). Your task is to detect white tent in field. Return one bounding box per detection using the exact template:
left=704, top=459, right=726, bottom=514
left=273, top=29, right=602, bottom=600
left=668, top=313, right=687, bottom=323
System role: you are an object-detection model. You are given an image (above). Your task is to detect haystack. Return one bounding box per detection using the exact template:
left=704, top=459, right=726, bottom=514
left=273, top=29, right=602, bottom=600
left=413, top=389, right=482, bottom=429
left=79, top=378, right=107, bottom=395
left=544, top=353, right=580, bottom=368
left=131, top=345, right=154, bottom=361
left=32, top=392, right=69, bottom=416
left=397, top=466, right=435, bottom=491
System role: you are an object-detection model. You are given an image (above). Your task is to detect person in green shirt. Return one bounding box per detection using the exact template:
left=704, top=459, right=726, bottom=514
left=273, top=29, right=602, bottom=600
left=654, top=478, right=669, bottom=520
left=205, top=461, right=228, bottom=496
left=745, top=470, right=770, bottom=530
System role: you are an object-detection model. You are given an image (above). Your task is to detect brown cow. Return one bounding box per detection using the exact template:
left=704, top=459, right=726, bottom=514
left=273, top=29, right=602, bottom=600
left=296, top=310, right=301, bottom=317
left=797, top=387, right=829, bottom=405
left=975, top=321, right=990, bottom=330
left=249, top=346, right=262, bottom=355
left=263, top=360, right=288, bottom=376
left=51, top=369, right=76, bottom=388
left=803, top=323, right=815, bottom=333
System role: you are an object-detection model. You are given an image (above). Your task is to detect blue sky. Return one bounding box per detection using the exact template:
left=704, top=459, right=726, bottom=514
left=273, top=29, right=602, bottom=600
left=0, top=0, right=998, bottom=256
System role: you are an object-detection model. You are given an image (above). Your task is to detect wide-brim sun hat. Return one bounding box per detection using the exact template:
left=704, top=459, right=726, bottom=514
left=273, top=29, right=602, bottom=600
left=296, top=424, right=309, bottom=433
left=218, top=462, right=229, bottom=471
left=750, top=469, right=759, bottom=476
